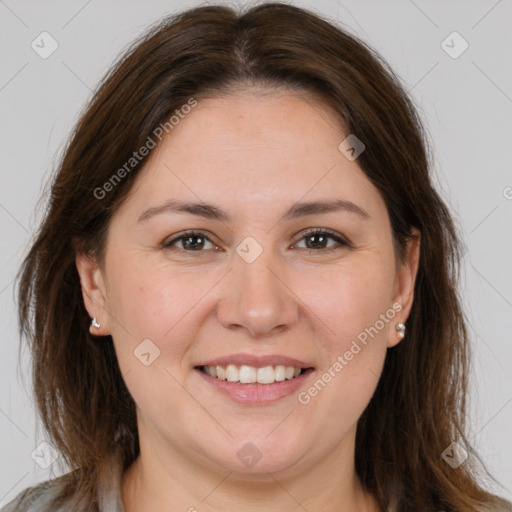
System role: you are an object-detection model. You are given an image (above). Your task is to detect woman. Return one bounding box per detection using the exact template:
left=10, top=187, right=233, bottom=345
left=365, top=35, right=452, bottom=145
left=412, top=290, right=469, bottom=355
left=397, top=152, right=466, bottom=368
left=3, top=2, right=511, bottom=511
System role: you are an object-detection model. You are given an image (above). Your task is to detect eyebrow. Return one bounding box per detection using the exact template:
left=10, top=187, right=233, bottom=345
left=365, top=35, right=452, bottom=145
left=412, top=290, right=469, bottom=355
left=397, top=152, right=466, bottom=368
left=137, top=198, right=370, bottom=224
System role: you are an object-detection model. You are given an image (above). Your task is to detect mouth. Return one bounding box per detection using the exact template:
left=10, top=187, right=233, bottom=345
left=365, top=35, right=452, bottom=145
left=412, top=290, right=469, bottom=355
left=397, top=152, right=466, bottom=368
left=196, top=364, right=313, bottom=385
left=193, top=356, right=315, bottom=404
left=193, top=354, right=315, bottom=404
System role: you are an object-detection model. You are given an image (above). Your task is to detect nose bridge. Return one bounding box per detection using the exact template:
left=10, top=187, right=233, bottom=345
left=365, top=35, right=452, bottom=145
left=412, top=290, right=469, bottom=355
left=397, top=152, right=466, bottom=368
left=217, top=240, right=299, bottom=336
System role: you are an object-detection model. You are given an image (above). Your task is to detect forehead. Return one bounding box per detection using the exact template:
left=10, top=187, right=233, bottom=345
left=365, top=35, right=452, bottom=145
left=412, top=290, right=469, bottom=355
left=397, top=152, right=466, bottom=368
left=118, top=90, right=386, bottom=222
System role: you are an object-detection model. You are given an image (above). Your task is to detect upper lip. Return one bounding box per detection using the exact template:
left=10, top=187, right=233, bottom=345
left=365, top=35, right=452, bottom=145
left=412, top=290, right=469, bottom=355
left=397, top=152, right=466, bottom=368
left=195, top=353, right=313, bottom=369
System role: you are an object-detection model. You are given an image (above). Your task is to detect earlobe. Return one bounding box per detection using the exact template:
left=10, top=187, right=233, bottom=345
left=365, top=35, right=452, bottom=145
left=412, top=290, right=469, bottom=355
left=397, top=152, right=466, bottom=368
left=75, top=252, right=110, bottom=336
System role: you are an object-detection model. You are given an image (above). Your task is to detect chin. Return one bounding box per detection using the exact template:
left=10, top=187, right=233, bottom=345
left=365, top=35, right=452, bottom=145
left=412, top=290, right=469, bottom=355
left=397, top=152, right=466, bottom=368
left=202, top=438, right=306, bottom=477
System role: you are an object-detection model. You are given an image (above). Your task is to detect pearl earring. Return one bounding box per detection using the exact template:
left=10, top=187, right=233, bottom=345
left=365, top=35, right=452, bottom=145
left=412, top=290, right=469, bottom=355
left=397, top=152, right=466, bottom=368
left=91, top=317, right=101, bottom=329
left=395, top=322, right=406, bottom=338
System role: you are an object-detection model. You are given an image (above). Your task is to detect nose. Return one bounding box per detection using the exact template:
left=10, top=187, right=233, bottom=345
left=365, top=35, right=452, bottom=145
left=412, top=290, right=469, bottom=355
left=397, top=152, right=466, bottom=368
left=216, top=249, right=299, bottom=339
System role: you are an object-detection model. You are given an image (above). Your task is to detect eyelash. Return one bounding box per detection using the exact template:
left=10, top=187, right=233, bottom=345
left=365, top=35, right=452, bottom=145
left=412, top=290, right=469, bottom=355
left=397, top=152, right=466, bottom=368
left=161, top=228, right=352, bottom=255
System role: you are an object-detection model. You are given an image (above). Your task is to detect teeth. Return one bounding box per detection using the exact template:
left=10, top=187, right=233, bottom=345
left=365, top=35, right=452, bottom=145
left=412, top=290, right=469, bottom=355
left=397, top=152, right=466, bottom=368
left=226, top=364, right=239, bottom=382
left=239, top=365, right=256, bottom=384
left=202, top=364, right=305, bottom=384
left=257, top=366, right=275, bottom=384
left=274, top=365, right=286, bottom=382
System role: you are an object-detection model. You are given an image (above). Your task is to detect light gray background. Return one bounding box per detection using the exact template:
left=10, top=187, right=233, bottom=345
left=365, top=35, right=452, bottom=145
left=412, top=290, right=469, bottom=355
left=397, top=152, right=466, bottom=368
left=1, top=0, right=511, bottom=506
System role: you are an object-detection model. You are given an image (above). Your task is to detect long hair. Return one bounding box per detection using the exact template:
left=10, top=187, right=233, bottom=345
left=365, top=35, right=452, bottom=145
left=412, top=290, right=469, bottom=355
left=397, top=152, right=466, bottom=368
left=16, top=3, right=511, bottom=511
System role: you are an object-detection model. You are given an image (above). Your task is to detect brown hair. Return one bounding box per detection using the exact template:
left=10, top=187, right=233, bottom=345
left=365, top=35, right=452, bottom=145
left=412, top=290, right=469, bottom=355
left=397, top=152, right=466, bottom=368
left=16, top=2, right=511, bottom=511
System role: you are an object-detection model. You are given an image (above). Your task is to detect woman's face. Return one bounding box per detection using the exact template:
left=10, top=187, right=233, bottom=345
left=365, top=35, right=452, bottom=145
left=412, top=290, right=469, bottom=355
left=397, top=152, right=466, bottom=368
left=78, top=89, right=419, bottom=480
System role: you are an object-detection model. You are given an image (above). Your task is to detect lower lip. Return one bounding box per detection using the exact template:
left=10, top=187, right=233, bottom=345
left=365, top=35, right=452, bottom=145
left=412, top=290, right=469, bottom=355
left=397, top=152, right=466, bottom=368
left=195, top=368, right=314, bottom=405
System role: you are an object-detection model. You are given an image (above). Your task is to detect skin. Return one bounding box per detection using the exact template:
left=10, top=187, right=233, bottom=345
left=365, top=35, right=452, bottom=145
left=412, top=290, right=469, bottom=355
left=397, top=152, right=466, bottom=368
left=76, top=88, right=420, bottom=512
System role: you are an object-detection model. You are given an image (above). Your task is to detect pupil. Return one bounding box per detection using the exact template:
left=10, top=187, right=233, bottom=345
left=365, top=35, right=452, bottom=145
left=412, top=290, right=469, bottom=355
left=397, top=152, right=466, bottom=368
left=184, top=235, right=204, bottom=250
left=307, top=234, right=326, bottom=249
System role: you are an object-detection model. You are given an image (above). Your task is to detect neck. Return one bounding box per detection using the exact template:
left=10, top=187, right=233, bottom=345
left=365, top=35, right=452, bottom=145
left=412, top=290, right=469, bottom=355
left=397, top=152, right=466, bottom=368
left=121, top=425, right=381, bottom=512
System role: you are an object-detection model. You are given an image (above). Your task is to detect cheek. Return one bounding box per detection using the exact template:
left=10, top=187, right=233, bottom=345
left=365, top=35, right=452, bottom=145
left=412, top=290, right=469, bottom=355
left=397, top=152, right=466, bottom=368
left=105, top=264, right=201, bottom=420
left=106, top=253, right=183, bottom=334
left=296, top=258, right=394, bottom=437
left=105, top=256, right=217, bottom=370
left=306, top=254, right=396, bottom=351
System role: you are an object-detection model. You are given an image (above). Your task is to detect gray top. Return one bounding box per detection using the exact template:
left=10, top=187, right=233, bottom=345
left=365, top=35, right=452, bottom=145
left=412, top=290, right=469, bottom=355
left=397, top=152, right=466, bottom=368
left=0, top=477, right=126, bottom=512
left=0, top=452, right=125, bottom=512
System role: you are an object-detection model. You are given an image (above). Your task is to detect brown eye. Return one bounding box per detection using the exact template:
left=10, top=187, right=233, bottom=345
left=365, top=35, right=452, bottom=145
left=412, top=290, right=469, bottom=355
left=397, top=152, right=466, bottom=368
left=294, top=229, right=351, bottom=252
left=162, top=231, right=216, bottom=252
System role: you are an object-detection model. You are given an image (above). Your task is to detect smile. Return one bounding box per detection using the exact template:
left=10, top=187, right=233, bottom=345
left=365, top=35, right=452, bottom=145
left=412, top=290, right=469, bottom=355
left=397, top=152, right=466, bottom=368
left=195, top=364, right=315, bottom=404
left=199, top=364, right=305, bottom=384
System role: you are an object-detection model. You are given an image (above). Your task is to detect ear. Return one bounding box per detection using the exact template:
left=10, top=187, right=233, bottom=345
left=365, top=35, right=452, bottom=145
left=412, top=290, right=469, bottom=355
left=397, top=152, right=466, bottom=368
left=75, top=251, right=111, bottom=336
left=387, top=227, right=421, bottom=348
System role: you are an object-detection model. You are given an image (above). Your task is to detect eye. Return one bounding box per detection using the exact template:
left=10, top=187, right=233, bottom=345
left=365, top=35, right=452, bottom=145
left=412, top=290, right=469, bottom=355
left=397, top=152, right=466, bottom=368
left=293, top=228, right=352, bottom=253
left=161, top=228, right=352, bottom=255
left=162, top=231, right=218, bottom=253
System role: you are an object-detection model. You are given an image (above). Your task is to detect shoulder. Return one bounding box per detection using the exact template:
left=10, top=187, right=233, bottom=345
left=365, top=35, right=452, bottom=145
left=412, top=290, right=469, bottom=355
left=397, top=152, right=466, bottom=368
left=0, top=478, right=64, bottom=512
